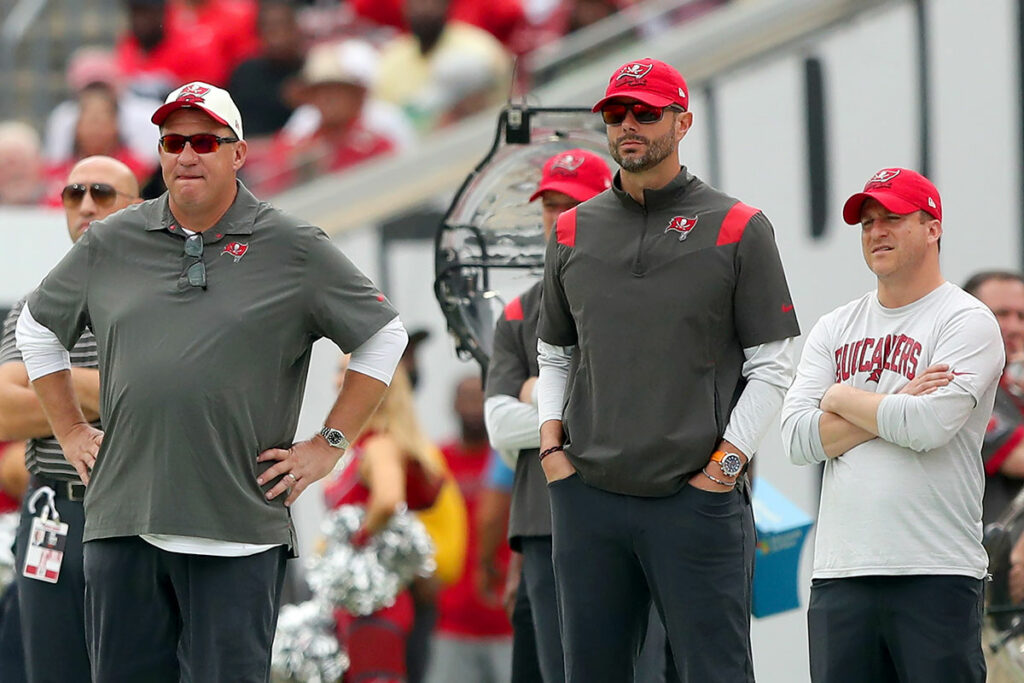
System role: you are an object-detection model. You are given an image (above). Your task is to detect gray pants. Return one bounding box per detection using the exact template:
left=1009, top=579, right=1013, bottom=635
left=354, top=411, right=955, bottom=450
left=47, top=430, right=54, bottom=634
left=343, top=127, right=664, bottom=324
left=548, top=474, right=755, bottom=683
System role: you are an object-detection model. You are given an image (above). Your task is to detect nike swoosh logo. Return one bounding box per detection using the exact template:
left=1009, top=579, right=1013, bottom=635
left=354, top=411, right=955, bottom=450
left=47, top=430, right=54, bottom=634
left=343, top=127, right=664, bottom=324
left=950, top=371, right=973, bottom=376
left=781, top=304, right=794, bottom=313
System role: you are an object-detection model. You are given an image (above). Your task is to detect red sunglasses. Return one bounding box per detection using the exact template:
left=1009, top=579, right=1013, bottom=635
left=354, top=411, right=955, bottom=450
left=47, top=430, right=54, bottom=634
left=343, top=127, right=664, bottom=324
left=159, top=133, right=239, bottom=155
left=600, top=102, right=682, bottom=125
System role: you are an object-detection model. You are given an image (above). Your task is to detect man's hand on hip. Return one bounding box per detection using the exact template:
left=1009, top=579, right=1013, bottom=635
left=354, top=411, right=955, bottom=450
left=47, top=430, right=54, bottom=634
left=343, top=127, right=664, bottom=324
left=258, top=436, right=341, bottom=506
left=61, top=423, right=104, bottom=485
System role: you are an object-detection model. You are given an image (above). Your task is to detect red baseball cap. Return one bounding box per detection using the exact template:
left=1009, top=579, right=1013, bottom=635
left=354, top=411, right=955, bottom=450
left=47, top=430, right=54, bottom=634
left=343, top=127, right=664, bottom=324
left=842, top=167, right=942, bottom=224
left=592, top=58, right=689, bottom=113
left=529, top=149, right=613, bottom=203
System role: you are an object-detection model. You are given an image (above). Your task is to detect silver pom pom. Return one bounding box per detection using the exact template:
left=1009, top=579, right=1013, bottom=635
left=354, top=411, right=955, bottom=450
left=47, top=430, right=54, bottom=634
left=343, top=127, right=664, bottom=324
left=306, top=505, right=436, bottom=616
left=271, top=599, right=349, bottom=683
left=0, top=512, right=19, bottom=593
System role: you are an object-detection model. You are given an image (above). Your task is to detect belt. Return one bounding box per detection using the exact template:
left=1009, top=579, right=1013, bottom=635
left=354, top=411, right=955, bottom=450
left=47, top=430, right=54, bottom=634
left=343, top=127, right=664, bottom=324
left=31, top=476, right=86, bottom=503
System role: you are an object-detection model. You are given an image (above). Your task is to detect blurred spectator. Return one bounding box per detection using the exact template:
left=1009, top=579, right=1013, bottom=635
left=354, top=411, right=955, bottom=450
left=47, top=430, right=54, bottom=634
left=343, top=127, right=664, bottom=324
left=44, top=47, right=162, bottom=168
left=474, top=451, right=514, bottom=611
left=565, top=0, right=621, bottom=32
left=247, top=40, right=411, bottom=194
left=428, top=375, right=513, bottom=683
left=374, top=0, right=513, bottom=130
left=324, top=363, right=466, bottom=682
left=228, top=0, right=306, bottom=139
left=115, top=0, right=227, bottom=97
left=0, top=122, right=46, bottom=206
left=167, top=0, right=260, bottom=85
left=45, top=86, right=155, bottom=197
left=350, top=0, right=526, bottom=47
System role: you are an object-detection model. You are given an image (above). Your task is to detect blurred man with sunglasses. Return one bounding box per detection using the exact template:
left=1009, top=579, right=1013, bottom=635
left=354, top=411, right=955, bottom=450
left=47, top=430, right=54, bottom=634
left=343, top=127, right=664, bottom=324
left=535, top=58, right=800, bottom=682
left=15, top=81, right=407, bottom=681
left=0, top=155, right=139, bottom=683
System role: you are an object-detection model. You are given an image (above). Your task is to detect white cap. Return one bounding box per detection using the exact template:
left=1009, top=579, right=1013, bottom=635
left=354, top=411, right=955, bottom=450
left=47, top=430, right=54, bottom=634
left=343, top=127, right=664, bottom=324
left=151, top=82, right=244, bottom=140
left=301, top=40, right=378, bottom=89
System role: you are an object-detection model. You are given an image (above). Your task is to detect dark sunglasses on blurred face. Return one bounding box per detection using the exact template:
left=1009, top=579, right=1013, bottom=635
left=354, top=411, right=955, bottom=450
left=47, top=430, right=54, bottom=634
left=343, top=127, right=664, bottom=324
left=159, top=133, right=239, bottom=155
left=600, top=102, right=683, bottom=125
left=61, top=183, right=133, bottom=209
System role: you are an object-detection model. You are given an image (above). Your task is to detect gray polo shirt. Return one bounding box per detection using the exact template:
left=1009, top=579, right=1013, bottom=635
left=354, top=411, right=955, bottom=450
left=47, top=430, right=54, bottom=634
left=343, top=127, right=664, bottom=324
left=539, top=168, right=800, bottom=497
left=484, top=282, right=550, bottom=548
left=27, top=183, right=398, bottom=550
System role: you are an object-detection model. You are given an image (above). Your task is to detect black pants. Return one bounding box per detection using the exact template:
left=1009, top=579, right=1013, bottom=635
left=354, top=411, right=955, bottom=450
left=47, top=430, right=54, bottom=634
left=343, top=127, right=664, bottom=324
left=549, top=474, right=755, bottom=683
left=510, top=555, right=544, bottom=683
left=808, top=575, right=986, bottom=683
left=83, top=536, right=287, bottom=683
left=12, top=487, right=90, bottom=683
left=0, top=582, right=26, bottom=683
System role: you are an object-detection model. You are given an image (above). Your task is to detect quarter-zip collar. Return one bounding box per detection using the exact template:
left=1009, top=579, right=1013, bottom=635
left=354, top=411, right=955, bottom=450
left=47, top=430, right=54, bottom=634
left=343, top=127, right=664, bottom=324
left=611, top=166, right=695, bottom=213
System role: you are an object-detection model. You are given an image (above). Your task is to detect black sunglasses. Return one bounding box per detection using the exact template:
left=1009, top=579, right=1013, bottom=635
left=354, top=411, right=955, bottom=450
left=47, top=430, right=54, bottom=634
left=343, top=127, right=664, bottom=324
left=159, top=133, right=239, bottom=155
left=184, top=234, right=206, bottom=289
left=61, top=183, right=133, bottom=208
left=600, top=102, right=683, bottom=125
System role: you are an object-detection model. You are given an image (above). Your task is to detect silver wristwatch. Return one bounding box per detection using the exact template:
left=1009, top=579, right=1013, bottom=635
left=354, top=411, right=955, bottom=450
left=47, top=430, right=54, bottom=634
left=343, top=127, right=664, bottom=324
left=319, top=426, right=350, bottom=450
left=711, top=450, right=744, bottom=478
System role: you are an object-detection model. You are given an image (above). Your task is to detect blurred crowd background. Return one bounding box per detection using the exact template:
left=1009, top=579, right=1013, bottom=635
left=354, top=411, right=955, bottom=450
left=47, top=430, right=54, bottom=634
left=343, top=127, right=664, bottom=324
left=0, top=0, right=729, bottom=207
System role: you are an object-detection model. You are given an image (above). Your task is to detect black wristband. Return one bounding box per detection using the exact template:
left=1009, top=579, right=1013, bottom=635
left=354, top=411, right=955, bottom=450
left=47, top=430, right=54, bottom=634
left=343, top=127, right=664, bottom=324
left=539, top=445, right=564, bottom=461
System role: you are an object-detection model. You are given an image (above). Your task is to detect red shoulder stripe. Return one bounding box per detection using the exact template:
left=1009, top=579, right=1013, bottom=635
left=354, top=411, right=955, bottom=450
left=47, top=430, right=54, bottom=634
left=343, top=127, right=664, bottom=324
left=556, top=207, right=578, bottom=247
left=986, top=424, right=1024, bottom=476
left=504, top=296, right=524, bottom=321
left=716, top=202, right=760, bottom=246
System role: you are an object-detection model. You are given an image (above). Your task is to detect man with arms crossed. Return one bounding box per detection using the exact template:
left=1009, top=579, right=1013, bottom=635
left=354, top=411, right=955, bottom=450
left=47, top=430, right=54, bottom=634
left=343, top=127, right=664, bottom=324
left=0, top=155, right=140, bottom=683
left=16, top=82, right=407, bottom=682
left=536, top=58, right=800, bottom=681
left=781, top=168, right=1003, bottom=683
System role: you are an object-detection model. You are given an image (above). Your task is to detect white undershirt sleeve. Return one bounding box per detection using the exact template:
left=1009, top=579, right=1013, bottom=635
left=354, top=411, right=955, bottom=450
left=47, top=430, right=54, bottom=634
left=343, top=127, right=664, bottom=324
left=485, top=394, right=541, bottom=452
left=537, top=340, right=573, bottom=425
left=15, top=303, right=71, bottom=381
left=722, top=337, right=797, bottom=459
left=346, top=316, right=408, bottom=386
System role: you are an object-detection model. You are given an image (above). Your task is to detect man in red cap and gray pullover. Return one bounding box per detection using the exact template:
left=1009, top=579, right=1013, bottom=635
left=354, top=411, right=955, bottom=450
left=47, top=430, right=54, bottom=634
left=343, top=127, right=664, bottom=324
left=535, top=58, right=800, bottom=681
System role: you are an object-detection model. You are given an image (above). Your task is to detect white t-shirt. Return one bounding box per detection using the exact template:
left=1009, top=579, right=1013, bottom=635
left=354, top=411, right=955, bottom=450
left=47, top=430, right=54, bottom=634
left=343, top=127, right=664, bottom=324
left=781, top=282, right=1004, bottom=580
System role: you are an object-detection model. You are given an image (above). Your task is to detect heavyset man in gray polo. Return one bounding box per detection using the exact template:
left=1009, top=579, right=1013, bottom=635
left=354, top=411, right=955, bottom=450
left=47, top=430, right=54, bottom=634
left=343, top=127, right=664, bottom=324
left=16, top=82, right=408, bottom=681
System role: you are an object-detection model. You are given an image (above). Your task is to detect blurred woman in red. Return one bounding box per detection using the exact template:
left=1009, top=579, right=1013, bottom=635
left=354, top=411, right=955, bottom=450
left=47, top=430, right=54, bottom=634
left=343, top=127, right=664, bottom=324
left=324, top=362, right=466, bottom=682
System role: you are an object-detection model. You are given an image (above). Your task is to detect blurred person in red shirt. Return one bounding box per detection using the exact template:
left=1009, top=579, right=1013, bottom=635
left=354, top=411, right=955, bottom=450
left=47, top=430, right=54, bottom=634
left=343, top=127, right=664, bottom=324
left=427, top=375, right=513, bottom=683
left=115, top=0, right=229, bottom=96
left=167, top=0, right=259, bottom=85
left=350, top=0, right=525, bottom=48
left=324, top=362, right=466, bottom=683
left=0, top=122, right=47, bottom=206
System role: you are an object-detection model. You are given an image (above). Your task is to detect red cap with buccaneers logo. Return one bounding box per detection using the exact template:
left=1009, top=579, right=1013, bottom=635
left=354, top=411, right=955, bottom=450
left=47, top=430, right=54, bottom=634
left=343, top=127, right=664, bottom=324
left=842, top=167, right=941, bottom=224
left=529, top=149, right=613, bottom=203
left=151, top=81, right=244, bottom=140
left=592, top=58, right=689, bottom=113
